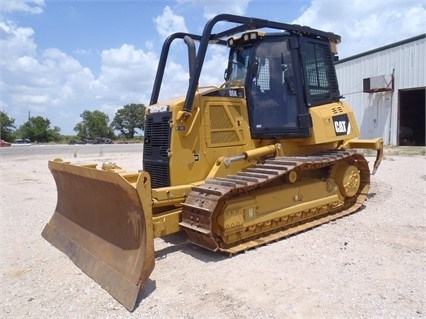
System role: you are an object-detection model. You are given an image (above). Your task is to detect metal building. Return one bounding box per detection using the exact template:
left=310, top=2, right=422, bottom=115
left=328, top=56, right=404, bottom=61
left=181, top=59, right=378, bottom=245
left=335, top=34, right=425, bottom=146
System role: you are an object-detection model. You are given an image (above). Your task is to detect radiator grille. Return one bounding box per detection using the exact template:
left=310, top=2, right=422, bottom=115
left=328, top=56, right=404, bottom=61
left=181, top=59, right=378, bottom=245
left=143, top=162, right=170, bottom=188
left=143, top=112, right=171, bottom=188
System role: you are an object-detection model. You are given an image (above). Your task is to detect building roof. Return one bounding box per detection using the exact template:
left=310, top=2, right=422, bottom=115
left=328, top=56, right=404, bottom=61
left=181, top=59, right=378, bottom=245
left=336, top=34, right=426, bottom=64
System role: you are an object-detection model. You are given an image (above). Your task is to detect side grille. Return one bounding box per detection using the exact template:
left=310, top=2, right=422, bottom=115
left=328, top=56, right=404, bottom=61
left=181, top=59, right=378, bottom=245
left=143, top=161, right=170, bottom=188
left=143, top=112, right=172, bottom=188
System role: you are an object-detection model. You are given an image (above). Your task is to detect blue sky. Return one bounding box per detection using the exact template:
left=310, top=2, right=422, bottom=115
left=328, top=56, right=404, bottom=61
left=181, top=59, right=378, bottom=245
left=1, top=0, right=425, bottom=135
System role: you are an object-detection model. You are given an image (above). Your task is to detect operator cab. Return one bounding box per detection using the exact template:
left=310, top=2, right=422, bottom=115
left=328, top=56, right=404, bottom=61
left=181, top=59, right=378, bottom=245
left=225, top=31, right=340, bottom=139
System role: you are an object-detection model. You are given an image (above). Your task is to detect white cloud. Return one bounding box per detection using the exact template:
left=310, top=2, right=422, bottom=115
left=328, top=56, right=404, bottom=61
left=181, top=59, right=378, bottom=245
left=0, top=21, right=37, bottom=58
left=0, top=20, right=162, bottom=134
left=154, top=6, right=188, bottom=39
left=202, top=1, right=250, bottom=19
left=0, top=0, right=45, bottom=14
left=292, top=0, right=426, bottom=58
left=97, top=44, right=158, bottom=103
left=159, top=60, right=189, bottom=100
left=176, top=0, right=251, bottom=19
left=199, top=45, right=228, bottom=86
left=3, top=50, right=95, bottom=121
left=0, top=20, right=97, bottom=132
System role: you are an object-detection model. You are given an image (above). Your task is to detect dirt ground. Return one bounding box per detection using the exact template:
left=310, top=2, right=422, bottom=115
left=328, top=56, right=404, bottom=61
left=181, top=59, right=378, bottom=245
left=1, top=144, right=425, bottom=318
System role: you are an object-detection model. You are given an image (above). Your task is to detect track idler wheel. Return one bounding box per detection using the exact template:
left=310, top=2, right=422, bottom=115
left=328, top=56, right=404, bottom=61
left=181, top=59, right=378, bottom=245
left=333, top=161, right=361, bottom=197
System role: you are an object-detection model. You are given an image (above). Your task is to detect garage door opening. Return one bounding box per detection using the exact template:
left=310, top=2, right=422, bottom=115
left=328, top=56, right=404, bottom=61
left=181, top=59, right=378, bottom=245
left=398, top=88, right=425, bottom=146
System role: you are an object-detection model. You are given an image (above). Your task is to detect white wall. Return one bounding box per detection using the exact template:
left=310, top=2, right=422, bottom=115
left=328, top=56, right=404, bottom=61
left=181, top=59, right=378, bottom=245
left=335, top=35, right=426, bottom=145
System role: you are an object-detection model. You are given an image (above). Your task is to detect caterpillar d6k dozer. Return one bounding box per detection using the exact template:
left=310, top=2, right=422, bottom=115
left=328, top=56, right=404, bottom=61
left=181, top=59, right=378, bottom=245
left=42, top=14, right=384, bottom=311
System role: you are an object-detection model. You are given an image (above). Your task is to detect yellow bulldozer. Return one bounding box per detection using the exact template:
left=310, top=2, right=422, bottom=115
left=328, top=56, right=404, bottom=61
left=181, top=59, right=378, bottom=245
left=42, top=14, right=383, bottom=311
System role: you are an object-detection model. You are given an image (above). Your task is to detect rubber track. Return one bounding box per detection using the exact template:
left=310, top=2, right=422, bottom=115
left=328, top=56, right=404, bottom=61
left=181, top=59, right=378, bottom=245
left=180, top=150, right=370, bottom=254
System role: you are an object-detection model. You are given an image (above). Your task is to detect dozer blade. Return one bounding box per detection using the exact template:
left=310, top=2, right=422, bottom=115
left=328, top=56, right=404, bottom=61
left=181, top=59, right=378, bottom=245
left=42, top=159, right=155, bottom=311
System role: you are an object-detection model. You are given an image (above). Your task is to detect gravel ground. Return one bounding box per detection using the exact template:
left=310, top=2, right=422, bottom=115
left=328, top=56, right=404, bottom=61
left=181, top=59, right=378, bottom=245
left=1, top=144, right=425, bottom=318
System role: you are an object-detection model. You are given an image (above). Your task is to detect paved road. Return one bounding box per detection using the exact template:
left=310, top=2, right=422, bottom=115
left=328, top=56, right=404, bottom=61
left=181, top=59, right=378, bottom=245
left=0, top=143, right=144, bottom=160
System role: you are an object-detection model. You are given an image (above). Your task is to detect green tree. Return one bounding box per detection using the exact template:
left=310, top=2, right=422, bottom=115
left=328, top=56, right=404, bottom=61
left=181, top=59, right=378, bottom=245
left=112, top=103, right=145, bottom=139
left=18, top=116, right=61, bottom=142
left=74, top=110, right=114, bottom=139
left=0, top=111, right=16, bottom=142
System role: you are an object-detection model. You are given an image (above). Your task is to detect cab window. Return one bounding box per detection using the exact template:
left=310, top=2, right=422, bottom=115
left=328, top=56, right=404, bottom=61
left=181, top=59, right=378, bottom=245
left=249, top=40, right=298, bottom=132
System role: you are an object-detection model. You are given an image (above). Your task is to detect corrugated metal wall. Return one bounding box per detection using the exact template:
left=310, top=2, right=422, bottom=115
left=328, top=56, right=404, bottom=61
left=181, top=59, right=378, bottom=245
left=335, top=35, right=426, bottom=145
